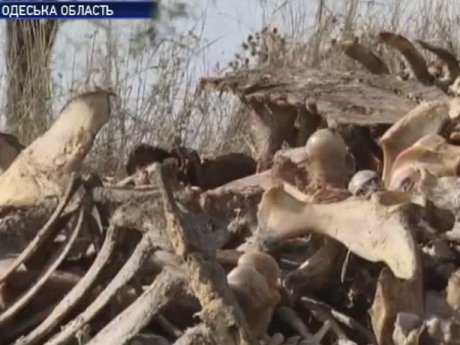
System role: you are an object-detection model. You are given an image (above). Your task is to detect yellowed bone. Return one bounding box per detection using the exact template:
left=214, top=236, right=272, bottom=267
left=227, top=251, right=281, bottom=338
left=257, top=184, right=419, bottom=280
left=0, top=90, right=112, bottom=207
left=380, top=98, right=460, bottom=186
left=388, top=134, right=460, bottom=191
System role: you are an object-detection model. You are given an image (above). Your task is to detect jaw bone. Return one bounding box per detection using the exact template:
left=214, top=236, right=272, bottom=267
left=257, top=183, right=420, bottom=280
left=380, top=98, right=460, bottom=186
left=0, top=90, right=113, bottom=208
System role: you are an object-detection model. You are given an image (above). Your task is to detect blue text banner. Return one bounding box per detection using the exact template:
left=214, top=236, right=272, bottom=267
left=0, top=1, right=159, bottom=19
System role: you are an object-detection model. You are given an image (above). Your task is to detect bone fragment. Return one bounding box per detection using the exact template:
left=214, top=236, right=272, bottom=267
left=257, top=184, right=420, bottom=279
left=0, top=90, right=112, bottom=208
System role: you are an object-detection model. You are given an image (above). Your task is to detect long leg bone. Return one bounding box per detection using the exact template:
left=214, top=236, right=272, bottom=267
left=0, top=174, right=81, bottom=284
left=86, top=269, right=184, bottom=345
left=257, top=183, right=420, bottom=279
left=0, top=90, right=113, bottom=208
left=13, top=225, right=117, bottom=345
left=0, top=207, right=85, bottom=327
left=43, top=234, right=151, bottom=345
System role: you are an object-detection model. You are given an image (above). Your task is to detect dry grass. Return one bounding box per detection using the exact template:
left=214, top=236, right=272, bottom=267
left=217, top=0, right=460, bottom=156
left=4, top=21, right=58, bottom=144
left=1, top=0, right=459, bottom=177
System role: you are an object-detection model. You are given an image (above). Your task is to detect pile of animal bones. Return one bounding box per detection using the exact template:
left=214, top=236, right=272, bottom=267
left=2, top=31, right=460, bottom=345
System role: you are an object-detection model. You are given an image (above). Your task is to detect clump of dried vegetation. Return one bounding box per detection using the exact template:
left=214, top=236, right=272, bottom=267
left=1, top=0, right=458, bottom=177
left=1, top=1, right=460, bottom=345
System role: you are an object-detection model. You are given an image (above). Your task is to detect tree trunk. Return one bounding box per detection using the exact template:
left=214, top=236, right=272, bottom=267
left=5, top=20, right=59, bottom=144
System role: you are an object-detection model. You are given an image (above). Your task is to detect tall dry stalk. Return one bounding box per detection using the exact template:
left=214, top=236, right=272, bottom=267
left=5, top=21, right=59, bottom=144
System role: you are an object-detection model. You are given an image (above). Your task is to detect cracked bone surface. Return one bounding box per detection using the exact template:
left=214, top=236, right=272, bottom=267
left=227, top=250, right=281, bottom=338
left=0, top=90, right=112, bottom=208
left=380, top=98, right=460, bottom=186
left=257, top=183, right=419, bottom=280
left=387, top=134, right=460, bottom=191
left=305, top=128, right=352, bottom=188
